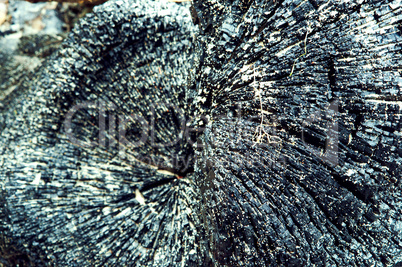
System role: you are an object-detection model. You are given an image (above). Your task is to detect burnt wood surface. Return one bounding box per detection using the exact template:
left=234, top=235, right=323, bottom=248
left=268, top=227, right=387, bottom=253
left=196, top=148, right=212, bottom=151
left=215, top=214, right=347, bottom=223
left=0, top=0, right=402, bottom=266
left=193, top=0, right=402, bottom=265
left=1, top=1, right=200, bottom=266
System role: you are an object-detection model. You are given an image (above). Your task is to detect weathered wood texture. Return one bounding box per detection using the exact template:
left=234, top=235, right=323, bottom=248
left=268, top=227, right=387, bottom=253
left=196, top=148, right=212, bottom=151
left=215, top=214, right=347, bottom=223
left=193, top=0, right=402, bottom=265
left=0, top=0, right=401, bottom=266
left=1, top=1, right=200, bottom=266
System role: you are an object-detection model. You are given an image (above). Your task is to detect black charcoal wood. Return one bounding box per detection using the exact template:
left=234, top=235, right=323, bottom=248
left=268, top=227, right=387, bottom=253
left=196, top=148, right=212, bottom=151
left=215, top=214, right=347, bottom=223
left=1, top=0, right=402, bottom=266
left=1, top=0, right=200, bottom=266
left=193, top=0, right=402, bottom=266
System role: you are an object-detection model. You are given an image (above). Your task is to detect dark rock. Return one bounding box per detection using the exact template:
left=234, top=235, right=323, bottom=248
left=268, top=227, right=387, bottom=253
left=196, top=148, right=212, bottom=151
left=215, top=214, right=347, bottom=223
left=18, top=34, right=65, bottom=57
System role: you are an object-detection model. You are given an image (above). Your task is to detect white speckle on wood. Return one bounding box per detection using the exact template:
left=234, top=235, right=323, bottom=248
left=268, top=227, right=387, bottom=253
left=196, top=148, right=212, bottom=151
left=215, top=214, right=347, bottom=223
left=135, top=188, right=146, bottom=205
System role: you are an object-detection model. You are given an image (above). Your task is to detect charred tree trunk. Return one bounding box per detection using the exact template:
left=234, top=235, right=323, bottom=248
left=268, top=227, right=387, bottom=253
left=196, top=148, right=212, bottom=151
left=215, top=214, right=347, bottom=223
left=0, top=0, right=401, bottom=266
left=193, top=0, right=402, bottom=265
left=1, top=1, right=201, bottom=266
